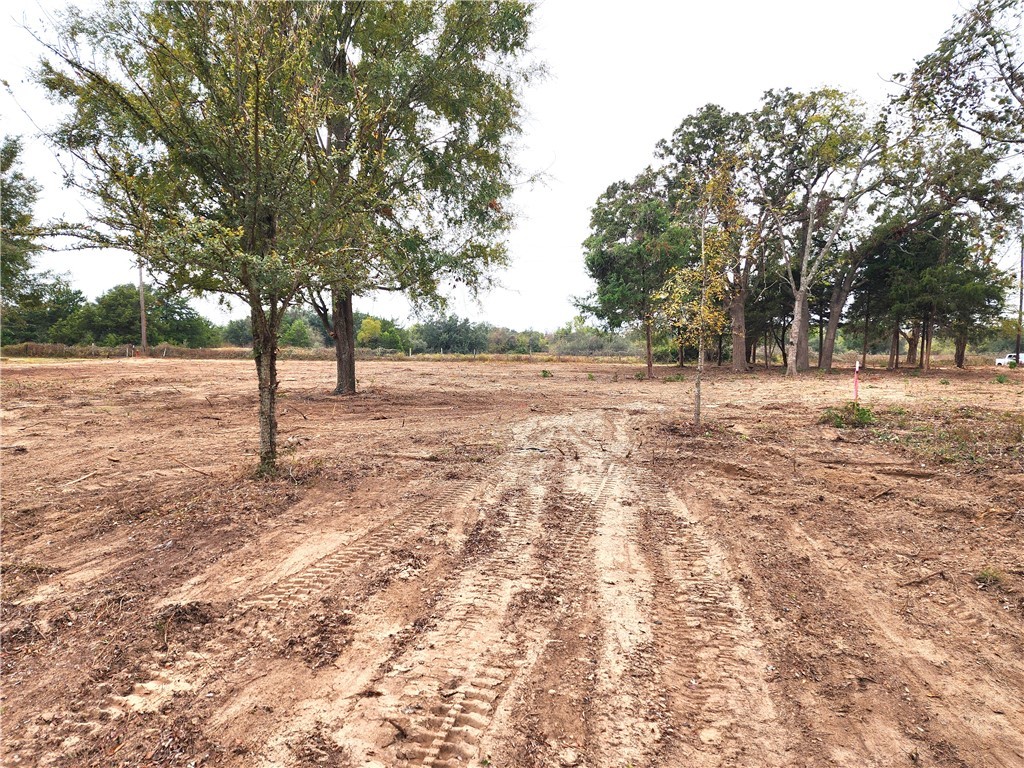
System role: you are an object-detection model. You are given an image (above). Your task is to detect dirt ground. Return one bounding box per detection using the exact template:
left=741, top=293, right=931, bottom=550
left=1, top=357, right=1022, bottom=768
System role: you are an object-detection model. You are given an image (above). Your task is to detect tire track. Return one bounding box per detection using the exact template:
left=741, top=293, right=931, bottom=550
left=380, top=420, right=609, bottom=767
left=239, top=478, right=482, bottom=613
left=632, top=473, right=787, bottom=766
left=63, top=476, right=493, bottom=756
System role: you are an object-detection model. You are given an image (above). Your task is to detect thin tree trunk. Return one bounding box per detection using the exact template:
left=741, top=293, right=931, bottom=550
left=252, top=308, right=279, bottom=475
left=677, top=334, right=684, bottom=367
left=817, top=307, right=824, bottom=368
left=137, top=264, right=148, bottom=354
left=797, top=291, right=811, bottom=372
left=923, top=316, right=933, bottom=371
left=860, top=294, right=870, bottom=368
left=888, top=324, right=899, bottom=370
left=645, top=318, right=653, bottom=379
left=787, top=289, right=807, bottom=376
left=727, top=291, right=747, bottom=372
left=764, top=330, right=769, bottom=369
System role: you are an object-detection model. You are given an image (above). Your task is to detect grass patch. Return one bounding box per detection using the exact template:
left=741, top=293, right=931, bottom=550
left=540, top=369, right=553, bottom=378
left=820, top=402, right=876, bottom=428
left=869, top=405, right=1024, bottom=468
left=663, top=374, right=684, bottom=382
left=974, top=567, right=1006, bottom=588
left=995, top=373, right=1009, bottom=384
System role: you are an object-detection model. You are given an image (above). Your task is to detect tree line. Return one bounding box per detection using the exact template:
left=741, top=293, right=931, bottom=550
left=581, top=0, right=1023, bottom=379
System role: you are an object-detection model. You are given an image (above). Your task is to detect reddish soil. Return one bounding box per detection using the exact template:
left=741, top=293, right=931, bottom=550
left=1, top=357, right=1022, bottom=768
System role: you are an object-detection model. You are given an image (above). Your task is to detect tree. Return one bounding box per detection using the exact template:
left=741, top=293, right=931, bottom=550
left=659, top=163, right=733, bottom=425
left=305, top=2, right=536, bottom=394
left=582, top=170, right=686, bottom=378
left=413, top=314, right=488, bottom=354
left=903, top=0, right=1023, bottom=146
left=38, top=2, right=364, bottom=473
left=0, top=273, right=84, bottom=345
left=1, top=137, right=42, bottom=298
left=222, top=319, right=254, bottom=348
left=750, top=88, right=885, bottom=376
left=356, top=317, right=383, bottom=348
left=658, top=105, right=762, bottom=372
left=281, top=316, right=316, bottom=348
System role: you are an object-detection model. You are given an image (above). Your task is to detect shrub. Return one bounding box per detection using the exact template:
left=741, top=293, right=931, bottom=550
left=974, top=567, right=1005, bottom=588
left=820, top=402, right=875, bottom=428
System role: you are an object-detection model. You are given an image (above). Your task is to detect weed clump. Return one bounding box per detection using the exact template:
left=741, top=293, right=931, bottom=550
left=975, top=567, right=1005, bottom=588
left=820, top=402, right=875, bottom=428
left=541, top=369, right=553, bottom=378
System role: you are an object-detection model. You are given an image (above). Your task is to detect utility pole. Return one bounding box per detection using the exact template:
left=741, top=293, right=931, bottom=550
left=1016, top=230, right=1022, bottom=361
left=138, top=263, right=148, bottom=354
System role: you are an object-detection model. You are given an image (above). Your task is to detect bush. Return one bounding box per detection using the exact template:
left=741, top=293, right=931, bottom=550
left=820, top=402, right=876, bottom=428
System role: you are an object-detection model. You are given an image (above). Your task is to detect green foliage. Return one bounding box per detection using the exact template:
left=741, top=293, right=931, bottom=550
left=0, top=137, right=42, bottom=298
left=995, top=373, right=1009, bottom=383
left=412, top=314, right=488, bottom=354
left=0, top=273, right=85, bottom=345
left=548, top=316, right=639, bottom=356
left=540, top=369, right=553, bottom=378
left=356, top=318, right=384, bottom=347
left=903, top=0, right=1023, bottom=146
left=281, top=317, right=316, bottom=348
left=223, top=319, right=254, bottom=348
left=580, top=170, right=686, bottom=337
left=820, top=402, right=876, bottom=428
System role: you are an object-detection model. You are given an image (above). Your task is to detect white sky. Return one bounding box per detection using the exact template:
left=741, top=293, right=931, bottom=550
left=2, top=0, right=972, bottom=332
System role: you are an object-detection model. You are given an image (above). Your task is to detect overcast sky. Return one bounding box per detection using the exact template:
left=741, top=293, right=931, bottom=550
left=2, top=0, right=972, bottom=332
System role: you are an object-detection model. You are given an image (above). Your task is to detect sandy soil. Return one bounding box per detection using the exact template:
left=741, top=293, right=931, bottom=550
left=1, top=357, right=1022, bottom=768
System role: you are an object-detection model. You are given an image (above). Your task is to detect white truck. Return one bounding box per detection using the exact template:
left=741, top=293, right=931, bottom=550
left=995, top=352, right=1022, bottom=366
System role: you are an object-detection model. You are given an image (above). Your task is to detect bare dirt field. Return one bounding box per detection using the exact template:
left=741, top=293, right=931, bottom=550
left=2, top=357, right=1022, bottom=768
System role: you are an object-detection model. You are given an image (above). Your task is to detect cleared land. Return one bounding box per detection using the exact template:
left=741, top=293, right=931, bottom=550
left=1, top=358, right=1022, bottom=768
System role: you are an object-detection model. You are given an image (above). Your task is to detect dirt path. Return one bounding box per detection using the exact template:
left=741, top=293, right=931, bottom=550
left=2, top=358, right=1022, bottom=767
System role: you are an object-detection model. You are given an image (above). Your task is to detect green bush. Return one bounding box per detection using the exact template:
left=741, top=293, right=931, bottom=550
left=820, top=402, right=876, bottom=428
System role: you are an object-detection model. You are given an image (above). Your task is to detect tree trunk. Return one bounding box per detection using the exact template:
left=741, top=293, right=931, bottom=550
left=645, top=318, right=653, bottom=379
left=922, top=316, right=933, bottom=371
left=796, top=292, right=811, bottom=372
left=331, top=288, right=357, bottom=394
left=820, top=267, right=858, bottom=372
left=677, top=334, right=685, bottom=367
left=905, top=326, right=919, bottom=367
left=695, top=331, right=704, bottom=427
left=764, top=330, right=770, bottom=369
left=727, top=291, right=747, bottom=372
left=860, top=294, right=870, bottom=368
left=252, top=309, right=279, bottom=475
left=954, top=331, right=967, bottom=368
left=138, top=264, right=148, bottom=354
left=888, top=324, right=899, bottom=370
left=787, top=289, right=807, bottom=376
